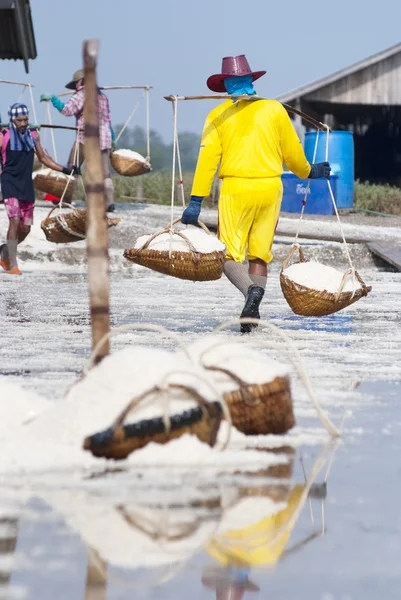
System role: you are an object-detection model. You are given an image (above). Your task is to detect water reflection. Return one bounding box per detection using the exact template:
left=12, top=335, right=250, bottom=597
left=0, top=442, right=336, bottom=599
left=277, top=313, right=353, bottom=336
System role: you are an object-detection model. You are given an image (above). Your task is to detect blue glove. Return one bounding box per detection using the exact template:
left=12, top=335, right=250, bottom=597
left=50, top=95, right=65, bottom=113
left=110, top=124, right=116, bottom=150
left=181, top=196, right=203, bottom=226
left=40, top=93, right=65, bottom=112
left=309, top=162, right=331, bottom=179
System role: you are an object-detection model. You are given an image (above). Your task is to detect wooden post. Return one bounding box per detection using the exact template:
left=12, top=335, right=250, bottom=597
left=83, top=40, right=110, bottom=364
left=84, top=547, right=107, bottom=600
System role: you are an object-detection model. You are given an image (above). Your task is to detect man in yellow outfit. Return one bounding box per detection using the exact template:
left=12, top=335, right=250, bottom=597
left=181, top=55, right=331, bottom=333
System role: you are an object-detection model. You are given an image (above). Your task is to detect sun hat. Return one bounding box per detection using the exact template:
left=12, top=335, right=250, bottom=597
left=65, top=69, right=85, bottom=90
left=207, top=55, right=266, bottom=93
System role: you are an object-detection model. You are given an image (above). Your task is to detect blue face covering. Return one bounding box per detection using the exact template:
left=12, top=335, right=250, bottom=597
left=223, top=75, right=256, bottom=97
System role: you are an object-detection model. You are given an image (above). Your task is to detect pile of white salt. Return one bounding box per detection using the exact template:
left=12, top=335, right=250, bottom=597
left=185, top=336, right=290, bottom=392
left=283, top=261, right=362, bottom=293
left=134, top=228, right=226, bottom=254
left=0, top=378, right=51, bottom=440
left=112, top=149, right=147, bottom=162
left=0, top=344, right=290, bottom=475
left=32, top=168, right=71, bottom=181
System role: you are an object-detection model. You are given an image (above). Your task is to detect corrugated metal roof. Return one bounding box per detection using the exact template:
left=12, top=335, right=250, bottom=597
left=276, top=41, right=401, bottom=103
left=0, top=0, right=37, bottom=73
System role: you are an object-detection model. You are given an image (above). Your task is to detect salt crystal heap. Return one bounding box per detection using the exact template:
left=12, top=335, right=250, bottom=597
left=0, top=343, right=291, bottom=477
left=134, top=228, right=226, bottom=254
left=283, top=261, right=362, bottom=294
left=112, top=148, right=147, bottom=162
left=32, top=167, right=70, bottom=181
left=0, top=378, right=51, bottom=440
left=0, top=346, right=220, bottom=473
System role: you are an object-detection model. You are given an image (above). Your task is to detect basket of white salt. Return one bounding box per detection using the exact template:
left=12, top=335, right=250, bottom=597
left=110, top=149, right=151, bottom=176
left=41, top=203, right=120, bottom=244
left=124, top=218, right=226, bottom=281
left=83, top=381, right=223, bottom=460
left=280, top=245, right=372, bottom=317
left=187, top=337, right=295, bottom=436
left=33, top=167, right=74, bottom=198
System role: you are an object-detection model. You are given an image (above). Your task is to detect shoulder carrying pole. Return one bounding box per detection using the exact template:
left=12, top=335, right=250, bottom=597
left=163, top=95, right=329, bottom=132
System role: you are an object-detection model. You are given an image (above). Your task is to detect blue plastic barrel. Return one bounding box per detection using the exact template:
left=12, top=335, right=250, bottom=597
left=281, top=173, right=338, bottom=215
left=304, top=130, right=354, bottom=209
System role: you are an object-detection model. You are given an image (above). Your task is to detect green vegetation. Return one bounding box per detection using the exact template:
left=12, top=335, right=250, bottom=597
left=115, top=125, right=201, bottom=172
left=354, top=180, right=401, bottom=216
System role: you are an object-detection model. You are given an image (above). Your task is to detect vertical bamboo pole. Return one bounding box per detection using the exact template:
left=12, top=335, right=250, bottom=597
left=84, top=547, right=107, bottom=600
left=83, top=39, right=110, bottom=364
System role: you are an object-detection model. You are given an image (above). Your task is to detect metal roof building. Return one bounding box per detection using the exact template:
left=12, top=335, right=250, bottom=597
left=0, top=0, right=37, bottom=73
left=277, top=42, right=401, bottom=185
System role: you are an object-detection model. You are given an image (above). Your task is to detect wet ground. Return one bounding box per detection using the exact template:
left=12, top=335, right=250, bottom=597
left=0, top=204, right=400, bottom=598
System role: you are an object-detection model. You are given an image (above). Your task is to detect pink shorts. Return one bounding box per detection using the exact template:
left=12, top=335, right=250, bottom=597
left=4, top=198, right=34, bottom=227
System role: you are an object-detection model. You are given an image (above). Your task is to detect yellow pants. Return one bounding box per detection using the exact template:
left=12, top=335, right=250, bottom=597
left=218, top=176, right=283, bottom=263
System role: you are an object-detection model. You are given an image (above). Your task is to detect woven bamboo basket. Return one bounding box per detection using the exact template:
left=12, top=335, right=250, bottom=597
left=280, top=245, right=372, bottom=317
left=83, top=383, right=223, bottom=460
left=206, top=365, right=295, bottom=436
left=110, top=151, right=151, bottom=176
left=124, top=218, right=225, bottom=281
left=33, top=170, right=74, bottom=198
left=41, top=203, right=120, bottom=244
left=236, top=447, right=295, bottom=503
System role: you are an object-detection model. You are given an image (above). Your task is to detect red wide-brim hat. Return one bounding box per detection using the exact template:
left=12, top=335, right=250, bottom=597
left=207, top=54, right=266, bottom=93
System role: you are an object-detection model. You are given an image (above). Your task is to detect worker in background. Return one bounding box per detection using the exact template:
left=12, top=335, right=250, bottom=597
left=181, top=55, right=331, bottom=333
left=0, top=103, right=79, bottom=275
left=40, top=69, right=116, bottom=212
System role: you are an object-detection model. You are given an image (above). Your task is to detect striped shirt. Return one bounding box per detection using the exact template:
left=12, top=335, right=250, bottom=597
left=61, top=90, right=112, bottom=150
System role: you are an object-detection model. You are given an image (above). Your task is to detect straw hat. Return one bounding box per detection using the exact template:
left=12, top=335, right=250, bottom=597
left=65, top=69, right=85, bottom=90
left=207, top=55, right=266, bottom=93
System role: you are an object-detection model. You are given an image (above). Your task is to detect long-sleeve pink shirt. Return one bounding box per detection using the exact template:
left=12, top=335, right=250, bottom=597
left=61, top=90, right=112, bottom=150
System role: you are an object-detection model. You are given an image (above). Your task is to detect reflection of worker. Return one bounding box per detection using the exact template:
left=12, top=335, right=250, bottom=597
left=202, top=565, right=260, bottom=600
left=181, top=55, right=330, bottom=333
left=40, top=69, right=116, bottom=212
left=204, top=484, right=304, bottom=594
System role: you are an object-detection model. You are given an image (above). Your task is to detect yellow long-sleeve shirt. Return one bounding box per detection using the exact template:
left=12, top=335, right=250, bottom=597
left=191, top=98, right=311, bottom=198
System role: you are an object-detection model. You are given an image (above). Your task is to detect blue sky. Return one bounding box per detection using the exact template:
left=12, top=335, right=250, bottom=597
left=1, top=0, right=400, bottom=162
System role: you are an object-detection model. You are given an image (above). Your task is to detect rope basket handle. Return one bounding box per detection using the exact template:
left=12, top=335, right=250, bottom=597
left=335, top=267, right=370, bottom=299
left=204, top=365, right=260, bottom=407
left=113, top=382, right=213, bottom=429
left=45, top=201, right=81, bottom=220
left=109, top=367, right=232, bottom=451
left=137, top=218, right=212, bottom=263
left=174, top=217, right=212, bottom=235
left=281, top=244, right=308, bottom=271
